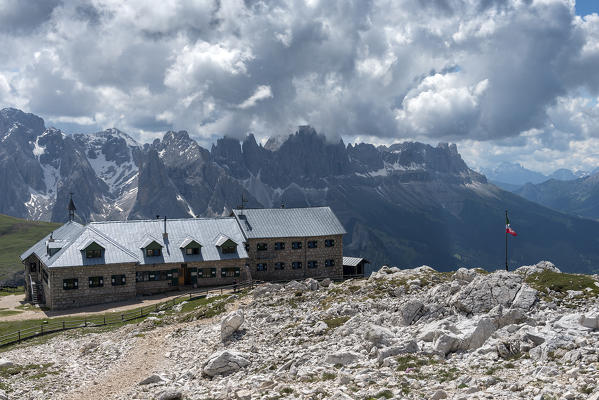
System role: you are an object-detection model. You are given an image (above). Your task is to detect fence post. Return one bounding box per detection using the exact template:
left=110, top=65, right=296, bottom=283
left=104, top=315, right=106, bottom=325
left=18, top=331, right=20, bottom=343
left=62, top=321, right=65, bottom=330
left=40, top=324, right=43, bottom=335
left=121, top=314, right=124, bottom=321
left=84, top=317, right=87, bottom=327
left=140, top=308, right=142, bottom=318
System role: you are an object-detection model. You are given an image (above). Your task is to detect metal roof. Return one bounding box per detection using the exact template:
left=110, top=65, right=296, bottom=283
left=343, top=256, right=369, bottom=267
left=179, top=237, right=201, bottom=248
left=231, top=207, right=346, bottom=239
left=21, top=217, right=249, bottom=268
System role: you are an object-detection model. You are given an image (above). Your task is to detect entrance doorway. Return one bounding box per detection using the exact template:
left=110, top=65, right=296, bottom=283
left=179, top=264, right=187, bottom=286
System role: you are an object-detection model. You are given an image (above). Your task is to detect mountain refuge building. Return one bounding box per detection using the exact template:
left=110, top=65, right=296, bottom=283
left=22, top=206, right=351, bottom=310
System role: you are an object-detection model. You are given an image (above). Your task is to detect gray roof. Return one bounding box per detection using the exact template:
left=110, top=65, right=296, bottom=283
left=343, top=256, right=369, bottom=267
left=231, top=206, right=346, bottom=239
left=21, top=217, right=249, bottom=268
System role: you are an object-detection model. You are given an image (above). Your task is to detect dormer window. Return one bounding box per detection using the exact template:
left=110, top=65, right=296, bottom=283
left=80, top=241, right=104, bottom=259
left=141, top=238, right=163, bottom=257
left=180, top=238, right=202, bottom=255
left=215, top=235, right=237, bottom=254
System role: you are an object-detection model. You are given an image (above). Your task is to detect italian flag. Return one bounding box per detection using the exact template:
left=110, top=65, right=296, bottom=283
left=506, top=214, right=517, bottom=236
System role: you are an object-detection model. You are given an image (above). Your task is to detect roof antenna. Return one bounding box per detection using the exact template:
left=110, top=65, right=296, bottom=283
left=68, top=193, right=76, bottom=222
left=240, top=193, right=247, bottom=214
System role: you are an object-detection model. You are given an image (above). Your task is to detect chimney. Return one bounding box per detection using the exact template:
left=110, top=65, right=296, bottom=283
left=281, top=202, right=285, bottom=208
left=68, top=193, right=76, bottom=222
left=163, top=216, right=168, bottom=239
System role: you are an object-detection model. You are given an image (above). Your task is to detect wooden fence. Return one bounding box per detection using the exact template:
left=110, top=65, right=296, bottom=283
left=0, top=274, right=365, bottom=348
left=0, top=282, right=252, bottom=348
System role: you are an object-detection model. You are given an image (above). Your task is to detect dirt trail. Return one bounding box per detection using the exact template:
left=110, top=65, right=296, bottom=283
left=60, top=323, right=176, bottom=400
left=58, top=294, right=249, bottom=400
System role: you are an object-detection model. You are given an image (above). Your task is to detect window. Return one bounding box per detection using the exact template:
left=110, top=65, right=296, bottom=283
left=274, top=242, right=285, bottom=250
left=63, top=278, right=78, bottom=290
left=111, top=275, right=126, bottom=286
left=221, top=268, right=241, bottom=277
left=185, top=247, right=200, bottom=255
left=325, top=259, right=335, bottom=267
left=307, top=260, right=318, bottom=269
left=89, top=276, right=104, bottom=288
left=257, top=263, right=267, bottom=271
left=325, top=239, right=335, bottom=247
left=257, top=243, right=268, bottom=251
left=29, top=262, right=37, bottom=273
left=198, top=268, right=217, bottom=278
left=48, top=248, right=60, bottom=257
left=275, top=262, right=285, bottom=270
left=148, top=272, right=158, bottom=281
left=42, top=269, right=48, bottom=284
left=136, top=271, right=147, bottom=282
left=86, top=249, right=102, bottom=258
left=146, top=248, right=161, bottom=257
left=307, top=241, right=318, bottom=249
left=292, top=242, right=302, bottom=249
left=221, top=245, right=236, bottom=254
left=292, top=261, right=302, bottom=269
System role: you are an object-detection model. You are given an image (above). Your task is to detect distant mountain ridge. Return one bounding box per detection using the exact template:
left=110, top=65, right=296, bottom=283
left=481, top=162, right=590, bottom=191
left=3, top=107, right=599, bottom=273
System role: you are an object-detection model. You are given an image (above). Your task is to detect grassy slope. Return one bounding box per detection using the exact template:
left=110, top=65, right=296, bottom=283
left=0, top=214, right=59, bottom=280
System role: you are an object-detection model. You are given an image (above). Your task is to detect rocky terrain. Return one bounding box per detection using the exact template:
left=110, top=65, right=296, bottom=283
left=1, top=261, right=599, bottom=399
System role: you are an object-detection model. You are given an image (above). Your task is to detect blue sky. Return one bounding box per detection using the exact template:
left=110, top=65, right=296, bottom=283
left=576, top=0, right=599, bottom=16
left=1, top=0, right=599, bottom=175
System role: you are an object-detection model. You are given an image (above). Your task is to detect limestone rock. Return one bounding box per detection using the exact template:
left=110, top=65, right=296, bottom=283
left=455, top=267, right=477, bottom=282
left=515, top=261, right=561, bottom=277
left=325, top=351, right=361, bottom=366
left=451, top=272, right=523, bottom=314
left=579, top=312, right=599, bottom=330
left=304, top=278, right=319, bottom=291
left=139, top=374, right=164, bottom=385
left=158, top=389, right=183, bottom=400
left=0, top=359, right=13, bottom=368
left=221, top=309, right=244, bottom=341
left=286, top=280, right=308, bottom=293
left=203, top=350, right=250, bottom=377
left=399, top=300, right=425, bottom=326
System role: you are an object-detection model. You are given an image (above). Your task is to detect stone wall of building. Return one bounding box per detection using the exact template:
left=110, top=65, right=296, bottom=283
left=47, top=264, right=137, bottom=310
left=246, top=235, right=343, bottom=281
left=135, top=258, right=249, bottom=295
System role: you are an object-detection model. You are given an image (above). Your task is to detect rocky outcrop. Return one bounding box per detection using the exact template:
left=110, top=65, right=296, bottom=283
left=202, top=350, right=250, bottom=377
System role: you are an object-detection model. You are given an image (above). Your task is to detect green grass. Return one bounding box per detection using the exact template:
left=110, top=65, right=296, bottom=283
left=0, top=310, right=22, bottom=317
left=0, top=286, right=25, bottom=296
left=525, top=270, right=599, bottom=297
left=0, top=214, right=59, bottom=280
left=323, top=316, right=349, bottom=330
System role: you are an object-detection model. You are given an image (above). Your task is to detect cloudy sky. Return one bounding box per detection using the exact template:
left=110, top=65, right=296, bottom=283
left=1, top=0, right=599, bottom=174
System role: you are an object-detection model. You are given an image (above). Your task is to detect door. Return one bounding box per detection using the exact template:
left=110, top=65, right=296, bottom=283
left=179, top=264, right=187, bottom=286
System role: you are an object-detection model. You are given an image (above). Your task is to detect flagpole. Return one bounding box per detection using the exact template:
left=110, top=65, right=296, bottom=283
left=505, top=210, right=508, bottom=271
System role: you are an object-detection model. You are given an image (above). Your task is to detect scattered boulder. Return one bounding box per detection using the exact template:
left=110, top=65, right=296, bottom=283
left=320, top=278, right=332, bottom=287
left=203, top=350, right=250, bottom=377
left=377, top=340, right=419, bottom=362
left=252, top=283, right=282, bottom=297
left=286, top=280, right=308, bottom=293
left=304, top=278, right=319, bottom=290
left=158, top=389, right=183, bottom=400
left=139, top=374, right=165, bottom=385
left=0, top=359, right=13, bottom=368
left=579, top=312, right=599, bottom=330
left=221, top=309, right=244, bottom=341
left=0, top=389, right=6, bottom=400
left=313, top=321, right=328, bottom=335
left=325, top=351, right=362, bottom=366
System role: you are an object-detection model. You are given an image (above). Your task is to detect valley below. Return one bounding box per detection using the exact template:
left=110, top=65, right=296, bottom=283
left=1, top=261, right=599, bottom=399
